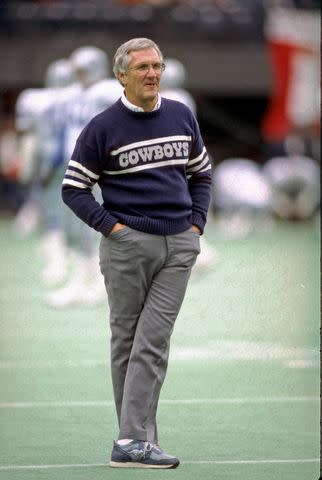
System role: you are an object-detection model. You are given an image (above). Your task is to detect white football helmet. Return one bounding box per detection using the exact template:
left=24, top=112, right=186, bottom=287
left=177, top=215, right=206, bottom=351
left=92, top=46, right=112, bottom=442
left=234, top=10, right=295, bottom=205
left=161, top=58, right=186, bottom=89
left=213, top=158, right=272, bottom=211
left=45, top=59, right=73, bottom=88
left=70, top=46, right=109, bottom=87
left=263, top=155, right=320, bottom=220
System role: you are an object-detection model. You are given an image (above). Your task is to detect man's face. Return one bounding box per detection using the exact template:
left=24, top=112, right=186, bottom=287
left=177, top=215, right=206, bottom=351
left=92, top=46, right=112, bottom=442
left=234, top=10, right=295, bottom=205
left=119, top=48, right=163, bottom=110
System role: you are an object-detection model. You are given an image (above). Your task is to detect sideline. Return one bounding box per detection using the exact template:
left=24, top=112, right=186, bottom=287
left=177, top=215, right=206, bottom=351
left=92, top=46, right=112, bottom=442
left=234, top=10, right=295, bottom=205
left=0, top=396, right=319, bottom=408
left=0, top=458, right=319, bottom=471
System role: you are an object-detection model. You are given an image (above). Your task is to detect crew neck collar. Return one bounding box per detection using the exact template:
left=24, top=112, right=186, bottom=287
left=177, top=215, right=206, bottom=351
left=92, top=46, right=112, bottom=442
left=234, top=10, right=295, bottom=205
left=121, top=93, right=161, bottom=113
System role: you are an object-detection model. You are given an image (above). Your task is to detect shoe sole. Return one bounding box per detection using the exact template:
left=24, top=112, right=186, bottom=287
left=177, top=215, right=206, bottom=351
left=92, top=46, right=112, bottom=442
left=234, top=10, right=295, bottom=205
left=110, top=461, right=179, bottom=469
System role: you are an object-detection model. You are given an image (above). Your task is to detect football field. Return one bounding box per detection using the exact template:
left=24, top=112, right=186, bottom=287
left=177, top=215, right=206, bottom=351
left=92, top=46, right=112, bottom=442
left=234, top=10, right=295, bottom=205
left=0, top=215, right=320, bottom=480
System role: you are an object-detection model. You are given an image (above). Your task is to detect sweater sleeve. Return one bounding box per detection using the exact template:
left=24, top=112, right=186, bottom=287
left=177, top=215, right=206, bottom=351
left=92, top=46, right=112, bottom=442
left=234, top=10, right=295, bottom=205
left=186, top=116, right=212, bottom=234
left=61, top=122, right=118, bottom=237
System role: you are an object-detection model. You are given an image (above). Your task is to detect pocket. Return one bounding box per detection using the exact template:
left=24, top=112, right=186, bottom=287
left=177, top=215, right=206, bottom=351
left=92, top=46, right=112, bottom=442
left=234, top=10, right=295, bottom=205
left=189, top=227, right=201, bottom=237
left=108, top=225, right=131, bottom=240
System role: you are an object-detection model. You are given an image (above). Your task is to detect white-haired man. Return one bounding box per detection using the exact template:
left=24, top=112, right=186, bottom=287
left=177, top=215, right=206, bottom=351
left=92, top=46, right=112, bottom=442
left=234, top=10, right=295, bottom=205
left=62, top=38, right=212, bottom=469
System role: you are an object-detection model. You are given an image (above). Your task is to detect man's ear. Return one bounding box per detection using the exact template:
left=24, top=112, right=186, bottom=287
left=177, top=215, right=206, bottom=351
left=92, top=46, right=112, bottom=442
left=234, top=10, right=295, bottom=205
left=118, top=72, right=126, bottom=87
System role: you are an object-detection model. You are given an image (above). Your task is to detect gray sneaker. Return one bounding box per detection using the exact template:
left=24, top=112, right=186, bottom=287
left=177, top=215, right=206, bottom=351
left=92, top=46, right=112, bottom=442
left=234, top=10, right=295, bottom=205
left=110, top=440, right=180, bottom=469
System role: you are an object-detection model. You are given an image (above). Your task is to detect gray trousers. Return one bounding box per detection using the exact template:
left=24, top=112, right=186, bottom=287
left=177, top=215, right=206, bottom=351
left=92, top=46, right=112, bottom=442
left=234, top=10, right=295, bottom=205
left=99, top=226, right=200, bottom=444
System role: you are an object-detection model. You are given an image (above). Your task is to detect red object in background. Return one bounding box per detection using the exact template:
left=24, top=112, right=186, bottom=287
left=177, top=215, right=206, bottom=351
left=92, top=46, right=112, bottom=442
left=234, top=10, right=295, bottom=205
left=261, top=7, right=320, bottom=144
left=261, top=41, right=307, bottom=142
left=5, top=157, right=20, bottom=181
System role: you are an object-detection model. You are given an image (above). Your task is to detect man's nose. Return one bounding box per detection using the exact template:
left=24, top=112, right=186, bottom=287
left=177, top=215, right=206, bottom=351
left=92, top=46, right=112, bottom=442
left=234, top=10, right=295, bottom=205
left=146, top=65, right=158, bottom=75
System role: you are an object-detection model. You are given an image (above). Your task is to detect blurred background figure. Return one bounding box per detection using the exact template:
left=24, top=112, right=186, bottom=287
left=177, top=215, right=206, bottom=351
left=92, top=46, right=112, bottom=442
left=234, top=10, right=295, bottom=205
left=212, top=158, right=273, bottom=239
left=161, top=56, right=218, bottom=269
left=263, top=155, right=320, bottom=222
left=161, top=57, right=197, bottom=114
left=37, top=58, right=79, bottom=287
left=13, top=87, right=47, bottom=235
left=45, top=46, right=123, bottom=308
left=13, top=58, right=74, bottom=236
left=261, top=0, right=320, bottom=161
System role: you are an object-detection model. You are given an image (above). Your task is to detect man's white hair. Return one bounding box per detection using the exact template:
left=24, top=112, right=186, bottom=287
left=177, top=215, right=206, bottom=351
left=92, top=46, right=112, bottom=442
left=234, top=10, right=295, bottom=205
left=113, top=38, right=163, bottom=82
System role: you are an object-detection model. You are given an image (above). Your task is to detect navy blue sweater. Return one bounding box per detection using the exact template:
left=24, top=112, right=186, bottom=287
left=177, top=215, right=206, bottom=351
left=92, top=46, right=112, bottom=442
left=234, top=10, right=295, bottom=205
left=62, top=97, right=212, bottom=236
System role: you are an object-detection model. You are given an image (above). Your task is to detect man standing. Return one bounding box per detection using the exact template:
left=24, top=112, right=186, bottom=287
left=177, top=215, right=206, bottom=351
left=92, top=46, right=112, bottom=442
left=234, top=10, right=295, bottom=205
left=62, top=38, right=212, bottom=469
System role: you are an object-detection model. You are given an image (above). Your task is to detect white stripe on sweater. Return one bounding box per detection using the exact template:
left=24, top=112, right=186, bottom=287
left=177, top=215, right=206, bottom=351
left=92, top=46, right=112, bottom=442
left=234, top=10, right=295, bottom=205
left=110, top=135, right=191, bottom=156
left=187, top=147, right=207, bottom=166
left=62, top=178, right=91, bottom=189
left=187, top=156, right=210, bottom=173
left=65, top=169, right=94, bottom=185
left=68, top=160, right=99, bottom=180
left=187, top=164, right=212, bottom=179
left=103, top=158, right=188, bottom=175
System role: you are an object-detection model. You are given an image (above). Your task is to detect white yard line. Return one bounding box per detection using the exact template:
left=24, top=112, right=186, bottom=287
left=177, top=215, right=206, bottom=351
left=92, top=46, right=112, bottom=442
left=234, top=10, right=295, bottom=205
left=0, top=463, right=106, bottom=471
left=0, top=360, right=108, bottom=368
left=0, top=341, right=318, bottom=369
left=0, top=396, right=318, bottom=409
left=184, top=459, right=320, bottom=464
left=0, top=459, right=319, bottom=471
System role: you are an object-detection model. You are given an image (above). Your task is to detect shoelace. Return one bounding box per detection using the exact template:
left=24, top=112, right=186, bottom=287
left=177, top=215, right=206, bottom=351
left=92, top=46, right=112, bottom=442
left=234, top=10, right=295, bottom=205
left=143, top=441, right=154, bottom=457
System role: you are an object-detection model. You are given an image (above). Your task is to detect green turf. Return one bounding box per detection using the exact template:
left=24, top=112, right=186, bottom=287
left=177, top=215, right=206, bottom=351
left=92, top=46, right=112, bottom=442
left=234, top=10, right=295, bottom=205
left=0, top=215, right=320, bottom=480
